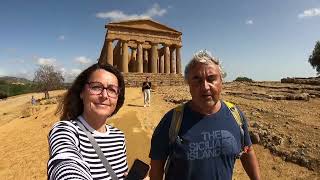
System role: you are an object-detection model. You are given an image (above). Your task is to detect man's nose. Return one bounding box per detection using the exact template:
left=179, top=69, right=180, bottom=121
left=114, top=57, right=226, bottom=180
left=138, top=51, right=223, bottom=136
left=201, top=80, right=210, bottom=90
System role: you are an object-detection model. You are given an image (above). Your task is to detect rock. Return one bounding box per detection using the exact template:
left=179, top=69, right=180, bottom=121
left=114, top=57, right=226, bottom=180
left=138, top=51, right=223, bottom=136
left=288, top=137, right=295, bottom=145
left=297, top=149, right=305, bottom=156
left=251, top=111, right=261, bottom=117
left=256, top=108, right=263, bottom=112
left=300, top=157, right=309, bottom=167
left=272, top=135, right=284, bottom=146
left=251, top=122, right=262, bottom=128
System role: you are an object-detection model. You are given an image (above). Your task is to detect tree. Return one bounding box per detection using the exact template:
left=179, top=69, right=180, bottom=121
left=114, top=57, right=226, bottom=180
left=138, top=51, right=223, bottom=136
left=308, top=41, right=320, bottom=75
left=33, top=65, right=64, bottom=99
left=234, top=76, right=253, bottom=82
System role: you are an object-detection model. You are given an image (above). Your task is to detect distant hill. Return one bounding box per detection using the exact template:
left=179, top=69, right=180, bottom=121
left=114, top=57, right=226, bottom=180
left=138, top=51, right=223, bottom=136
left=0, top=76, right=32, bottom=84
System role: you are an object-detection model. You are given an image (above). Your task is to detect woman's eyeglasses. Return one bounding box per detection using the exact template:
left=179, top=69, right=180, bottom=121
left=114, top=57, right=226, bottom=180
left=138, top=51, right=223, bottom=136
left=86, top=82, right=119, bottom=98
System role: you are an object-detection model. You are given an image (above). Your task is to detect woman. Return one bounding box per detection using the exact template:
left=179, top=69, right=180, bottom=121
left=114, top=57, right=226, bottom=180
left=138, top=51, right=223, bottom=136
left=48, top=63, right=127, bottom=180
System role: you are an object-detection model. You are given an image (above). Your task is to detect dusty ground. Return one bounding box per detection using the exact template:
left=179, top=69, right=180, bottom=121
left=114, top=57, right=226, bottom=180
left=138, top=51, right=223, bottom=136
left=0, top=83, right=319, bottom=179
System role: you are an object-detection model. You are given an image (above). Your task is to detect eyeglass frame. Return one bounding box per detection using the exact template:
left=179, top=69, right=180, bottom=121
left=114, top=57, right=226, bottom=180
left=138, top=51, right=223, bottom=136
left=86, top=81, right=120, bottom=98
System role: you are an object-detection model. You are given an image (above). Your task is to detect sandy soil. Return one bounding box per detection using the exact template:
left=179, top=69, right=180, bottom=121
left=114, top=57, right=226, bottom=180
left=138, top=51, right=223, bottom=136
left=0, top=87, right=319, bottom=179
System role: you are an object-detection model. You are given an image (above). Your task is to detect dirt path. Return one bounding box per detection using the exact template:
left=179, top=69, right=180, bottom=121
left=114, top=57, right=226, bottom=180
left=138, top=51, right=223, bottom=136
left=0, top=88, right=318, bottom=179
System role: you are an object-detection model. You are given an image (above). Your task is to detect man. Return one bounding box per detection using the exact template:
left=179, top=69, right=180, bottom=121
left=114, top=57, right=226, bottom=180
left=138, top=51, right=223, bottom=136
left=142, top=76, right=152, bottom=107
left=149, top=50, right=261, bottom=180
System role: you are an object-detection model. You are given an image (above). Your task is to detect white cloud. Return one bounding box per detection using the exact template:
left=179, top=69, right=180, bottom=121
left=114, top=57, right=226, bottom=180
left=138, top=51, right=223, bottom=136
left=245, top=19, right=253, bottom=25
left=145, top=3, right=167, bottom=17
left=70, top=69, right=82, bottom=76
left=37, top=57, right=57, bottom=66
left=298, top=8, right=320, bottom=18
left=14, top=69, right=34, bottom=80
left=74, top=56, right=92, bottom=65
left=59, top=67, right=66, bottom=75
left=68, top=69, right=82, bottom=82
left=59, top=67, right=82, bottom=82
left=96, top=3, right=167, bottom=21
left=58, top=35, right=65, bottom=40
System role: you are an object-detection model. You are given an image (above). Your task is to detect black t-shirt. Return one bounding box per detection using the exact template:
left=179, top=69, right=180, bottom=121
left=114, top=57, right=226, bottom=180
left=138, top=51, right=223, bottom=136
left=142, top=82, right=151, bottom=91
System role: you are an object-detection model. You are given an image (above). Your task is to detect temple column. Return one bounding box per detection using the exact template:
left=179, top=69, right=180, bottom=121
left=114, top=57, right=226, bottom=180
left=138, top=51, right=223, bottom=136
left=121, top=40, right=128, bottom=73
left=148, top=49, right=152, bottom=72
left=176, top=46, right=182, bottom=74
left=164, top=45, right=170, bottom=74
left=137, top=42, right=143, bottom=73
left=98, top=38, right=108, bottom=65
left=129, top=48, right=136, bottom=72
left=143, top=49, right=148, bottom=73
left=159, top=55, right=164, bottom=73
left=113, top=41, right=122, bottom=68
left=106, top=39, right=113, bottom=65
left=151, top=43, right=158, bottom=73
left=170, top=47, right=176, bottom=74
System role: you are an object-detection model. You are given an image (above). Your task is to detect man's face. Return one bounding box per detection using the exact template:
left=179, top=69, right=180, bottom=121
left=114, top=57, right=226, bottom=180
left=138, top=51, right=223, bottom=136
left=187, top=63, right=222, bottom=110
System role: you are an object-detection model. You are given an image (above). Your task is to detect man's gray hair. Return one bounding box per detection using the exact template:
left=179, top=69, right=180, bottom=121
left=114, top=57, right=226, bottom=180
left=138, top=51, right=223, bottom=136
left=184, top=50, right=225, bottom=80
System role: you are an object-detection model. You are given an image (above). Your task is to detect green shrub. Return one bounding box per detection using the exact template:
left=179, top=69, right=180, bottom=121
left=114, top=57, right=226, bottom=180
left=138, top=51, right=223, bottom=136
left=234, top=76, right=253, bottom=82
left=0, top=91, right=8, bottom=99
left=0, top=80, right=7, bottom=85
left=0, top=83, right=38, bottom=97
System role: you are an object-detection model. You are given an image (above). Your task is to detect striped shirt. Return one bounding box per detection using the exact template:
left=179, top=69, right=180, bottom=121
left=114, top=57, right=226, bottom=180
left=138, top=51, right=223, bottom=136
left=47, top=116, right=128, bottom=180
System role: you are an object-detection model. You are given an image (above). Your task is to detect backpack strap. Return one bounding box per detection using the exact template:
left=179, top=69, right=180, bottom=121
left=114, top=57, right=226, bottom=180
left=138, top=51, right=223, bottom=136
left=168, top=104, right=184, bottom=145
left=223, top=100, right=246, bottom=158
left=164, top=103, right=185, bottom=176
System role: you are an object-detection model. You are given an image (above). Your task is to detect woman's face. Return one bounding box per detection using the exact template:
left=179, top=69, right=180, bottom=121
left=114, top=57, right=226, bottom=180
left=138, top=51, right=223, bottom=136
left=80, top=69, right=119, bottom=121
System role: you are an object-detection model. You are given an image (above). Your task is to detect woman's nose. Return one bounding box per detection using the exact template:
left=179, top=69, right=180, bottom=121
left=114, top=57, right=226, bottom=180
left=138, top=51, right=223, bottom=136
left=101, top=88, right=109, bottom=98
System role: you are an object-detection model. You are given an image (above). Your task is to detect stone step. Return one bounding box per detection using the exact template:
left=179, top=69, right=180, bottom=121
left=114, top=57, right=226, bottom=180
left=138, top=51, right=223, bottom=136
left=122, top=73, right=186, bottom=87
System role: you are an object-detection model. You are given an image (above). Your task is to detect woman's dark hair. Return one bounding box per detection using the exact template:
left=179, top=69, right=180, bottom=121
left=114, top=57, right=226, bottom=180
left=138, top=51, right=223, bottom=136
left=56, top=63, right=125, bottom=120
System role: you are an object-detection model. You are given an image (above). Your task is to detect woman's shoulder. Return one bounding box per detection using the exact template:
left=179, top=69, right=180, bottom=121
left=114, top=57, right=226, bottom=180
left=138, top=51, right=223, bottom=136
left=50, top=120, right=78, bottom=133
left=106, top=124, right=125, bottom=135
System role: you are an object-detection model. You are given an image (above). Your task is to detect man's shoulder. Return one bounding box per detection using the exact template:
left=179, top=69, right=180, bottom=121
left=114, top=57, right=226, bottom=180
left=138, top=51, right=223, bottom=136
left=153, top=108, right=175, bottom=131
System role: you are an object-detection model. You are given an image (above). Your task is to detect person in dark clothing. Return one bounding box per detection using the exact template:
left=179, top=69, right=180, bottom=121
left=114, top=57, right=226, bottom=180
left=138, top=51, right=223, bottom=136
left=142, top=76, right=151, bottom=107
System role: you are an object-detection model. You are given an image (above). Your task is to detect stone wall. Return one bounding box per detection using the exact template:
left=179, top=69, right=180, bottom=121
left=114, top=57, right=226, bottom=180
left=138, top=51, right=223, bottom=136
left=281, top=77, right=320, bottom=85
left=122, top=73, right=186, bottom=87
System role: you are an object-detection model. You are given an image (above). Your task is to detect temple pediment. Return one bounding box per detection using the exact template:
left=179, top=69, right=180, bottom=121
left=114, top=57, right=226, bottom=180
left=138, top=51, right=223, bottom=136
left=107, top=19, right=182, bottom=34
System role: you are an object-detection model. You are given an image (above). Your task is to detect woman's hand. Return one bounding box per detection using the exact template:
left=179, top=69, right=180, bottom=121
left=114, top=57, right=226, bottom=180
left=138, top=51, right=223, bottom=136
left=123, top=171, right=150, bottom=180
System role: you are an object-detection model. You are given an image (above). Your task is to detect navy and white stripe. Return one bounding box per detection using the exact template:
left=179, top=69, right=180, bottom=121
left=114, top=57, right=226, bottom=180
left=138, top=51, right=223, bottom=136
left=48, top=116, right=128, bottom=180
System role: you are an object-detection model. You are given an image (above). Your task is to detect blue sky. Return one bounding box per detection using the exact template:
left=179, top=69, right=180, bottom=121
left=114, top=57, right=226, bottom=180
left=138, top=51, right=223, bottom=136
left=1, top=0, right=320, bottom=82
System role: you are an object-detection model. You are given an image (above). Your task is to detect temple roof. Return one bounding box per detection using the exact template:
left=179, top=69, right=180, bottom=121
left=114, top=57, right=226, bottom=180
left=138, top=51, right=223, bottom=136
left=106, top=19, right=182, bottom=35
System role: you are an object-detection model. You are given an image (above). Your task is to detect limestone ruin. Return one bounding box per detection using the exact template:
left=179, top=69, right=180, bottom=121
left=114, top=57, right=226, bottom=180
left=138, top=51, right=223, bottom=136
left=98, top=19, right=185, bottom=86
